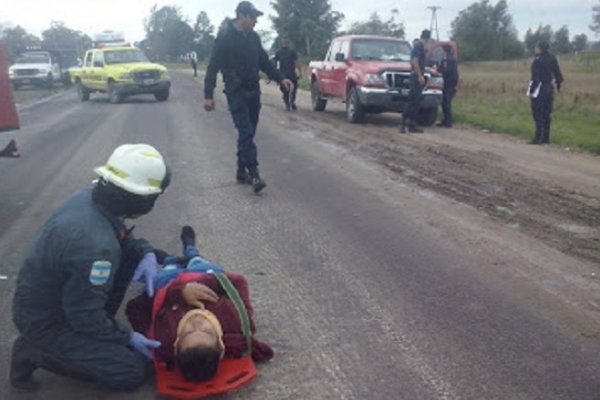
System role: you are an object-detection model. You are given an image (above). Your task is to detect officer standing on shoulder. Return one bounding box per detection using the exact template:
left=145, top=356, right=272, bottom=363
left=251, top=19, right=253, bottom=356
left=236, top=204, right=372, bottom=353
left=400, top=29, right=431, bottom=134
left=203, top=1, right=294, bottom=193
left=273, top=36, right=303, bottom=111
left=11, top=144, right=169, bottom=392
left=528, top=41, right=563, bottom=145
left=437, top=44, right=459, bottom=128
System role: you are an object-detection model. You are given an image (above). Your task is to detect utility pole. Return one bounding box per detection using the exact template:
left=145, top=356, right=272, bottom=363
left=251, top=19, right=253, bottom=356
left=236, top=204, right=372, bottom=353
left=427, top=6, right=441, bottom=40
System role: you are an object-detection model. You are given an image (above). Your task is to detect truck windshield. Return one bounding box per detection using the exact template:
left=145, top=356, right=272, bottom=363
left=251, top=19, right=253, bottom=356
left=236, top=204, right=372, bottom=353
left=351, top=39, right=411, bottom=62
left=104, top=50, right=149, bottom=64
left=16, top=55, right=50, bottom=64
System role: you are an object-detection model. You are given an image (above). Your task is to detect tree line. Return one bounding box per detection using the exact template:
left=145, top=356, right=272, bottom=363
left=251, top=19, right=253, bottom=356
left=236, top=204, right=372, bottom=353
left=1, top=0, right=599, bottom=64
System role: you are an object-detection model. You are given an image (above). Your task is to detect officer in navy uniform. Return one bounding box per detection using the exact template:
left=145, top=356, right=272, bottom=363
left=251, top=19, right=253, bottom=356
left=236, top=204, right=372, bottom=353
left=203, top=1, right=294, bottom=193
left=400, top=29, right=431, bottom=134
left=437, top=44, right=459, bottom=128
left=10, top=144, right=169, bottom=392
left=528, top=41, right=563, bottom=144
left=273, top=36, right=302, bottom=111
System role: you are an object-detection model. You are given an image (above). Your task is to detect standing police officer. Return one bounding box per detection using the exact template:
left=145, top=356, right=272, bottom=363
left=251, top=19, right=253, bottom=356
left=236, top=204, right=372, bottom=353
left=400, top=29, right=431, bottom=134
left=11, top=144, right=169, bottom=391
left=437, top=44, right=459, bottom=128
left=528, top=41, right=563, bottom=145
left=273, top=36, right=303, bottom=111
left=203, top=1, right=294, bottom=193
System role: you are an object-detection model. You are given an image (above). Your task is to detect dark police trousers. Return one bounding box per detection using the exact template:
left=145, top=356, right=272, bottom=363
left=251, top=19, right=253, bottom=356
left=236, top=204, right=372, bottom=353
left=10, top=242, right=150, bottom=391
left=530, top=84, right=554, bottom=143
left=226, top=88, right=261, bottom=170
left=441, top=86, right=457, bottom=126
left=403, top=73, right=425, bottom=125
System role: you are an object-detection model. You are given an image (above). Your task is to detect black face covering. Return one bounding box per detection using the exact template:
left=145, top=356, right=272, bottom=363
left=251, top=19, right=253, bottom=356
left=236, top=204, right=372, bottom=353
left=92, top=179, right=160, bottom=218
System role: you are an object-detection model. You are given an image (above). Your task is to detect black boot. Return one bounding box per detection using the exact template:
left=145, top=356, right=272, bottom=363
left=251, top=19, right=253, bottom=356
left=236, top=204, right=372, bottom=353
left=180, top=226, right=196, bottom=251
left=236, top=167, right=250, bottom=184
left=10, top=336, right=41, bottom=391
left=248, top=168, right=266, bottom=193
left=0, top=139, right=20, bottom=158
left=399, top=117, right=408, bottom=133
left=541, top=121, right=551, bottom=144
left=407, top=122, right=424, bottom=133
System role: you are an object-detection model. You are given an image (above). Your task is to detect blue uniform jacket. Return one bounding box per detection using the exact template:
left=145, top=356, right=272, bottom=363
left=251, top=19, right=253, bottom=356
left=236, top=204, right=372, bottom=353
left=12, top=188, right=147, bottom=345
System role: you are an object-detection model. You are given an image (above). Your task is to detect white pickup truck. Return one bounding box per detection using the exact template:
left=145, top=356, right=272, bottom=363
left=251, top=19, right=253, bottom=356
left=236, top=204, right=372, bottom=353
left=9, top=51, right=62, bottom=90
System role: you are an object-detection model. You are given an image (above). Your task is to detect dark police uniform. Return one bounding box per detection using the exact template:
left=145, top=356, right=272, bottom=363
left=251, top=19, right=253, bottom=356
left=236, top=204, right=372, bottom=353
left=12, top=188, right=152, bottom=390
left=273, top=45, right=299, bottom=109
left=438, top=54, right=459, bottom=127
left=403, top=40, right=426, bottom=128
left=529, top=50, right=563, bottom=144
left=204, top=19, right=284, bottom=172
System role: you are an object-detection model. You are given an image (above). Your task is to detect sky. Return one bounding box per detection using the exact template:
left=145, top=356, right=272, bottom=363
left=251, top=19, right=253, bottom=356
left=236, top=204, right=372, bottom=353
left=1, top=0, right=597, bottom=45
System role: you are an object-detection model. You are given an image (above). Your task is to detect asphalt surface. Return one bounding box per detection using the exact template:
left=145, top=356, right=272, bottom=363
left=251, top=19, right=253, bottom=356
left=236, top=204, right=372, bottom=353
left=1, top=71, right=600, bottom=400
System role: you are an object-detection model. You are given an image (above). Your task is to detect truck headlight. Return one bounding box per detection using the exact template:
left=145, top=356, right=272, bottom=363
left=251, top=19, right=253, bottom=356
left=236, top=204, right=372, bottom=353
left=365, top=73, right=384, bottom=85
left=427, top=76, right=444, bottom=88
left=159, top=70, right=170, bottom=79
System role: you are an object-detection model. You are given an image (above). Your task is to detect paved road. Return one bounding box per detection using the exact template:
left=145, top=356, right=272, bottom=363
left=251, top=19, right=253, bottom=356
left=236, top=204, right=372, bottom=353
left=1, top=71, right=599, bottom=400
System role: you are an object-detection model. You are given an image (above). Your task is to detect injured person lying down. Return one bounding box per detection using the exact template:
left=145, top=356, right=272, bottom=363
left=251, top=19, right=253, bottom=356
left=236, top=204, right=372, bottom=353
left=125, top=225, right=274, bottom=382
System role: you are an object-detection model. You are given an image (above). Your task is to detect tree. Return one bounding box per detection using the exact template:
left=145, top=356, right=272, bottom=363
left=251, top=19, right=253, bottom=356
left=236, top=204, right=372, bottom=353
left=552, top=25, right=572, bottom=54
left=524, top=25, right=552, bottom=54
left=345, top=10, right=405, bottom=38
left=271, top=0, right=344, bottom=59
left=41, top=21, right=92, bottom=67
left=192, top=11, right=215, bottom=61
left=592, top=0, right=600, bottom=35
left=143, top=5, right=194, bottom=61
left=572, top=33, right=588, bottom=52
left=450, top=0, right=524, bottom=61
left=0, top=25, right=42, bottom=62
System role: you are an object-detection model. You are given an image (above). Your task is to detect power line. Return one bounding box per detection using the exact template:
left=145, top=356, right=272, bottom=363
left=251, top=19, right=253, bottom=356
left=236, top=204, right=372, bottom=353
left=427, top=6, right=441, bottom=41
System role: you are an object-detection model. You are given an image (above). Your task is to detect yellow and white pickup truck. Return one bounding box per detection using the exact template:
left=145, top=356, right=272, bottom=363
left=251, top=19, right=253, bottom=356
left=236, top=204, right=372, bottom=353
left=69, top=45, right=171, bottom=104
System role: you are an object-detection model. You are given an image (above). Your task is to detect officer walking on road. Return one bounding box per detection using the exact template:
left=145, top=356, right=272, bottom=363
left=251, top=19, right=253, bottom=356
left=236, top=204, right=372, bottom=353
left=190, top=50, right=198, bottom=78
left=437, top=44, right=459, bottom=128
left=528, top=41, right=563, bottom=145
left=400, top=29, right=431, bottom=134
left=273, top=36, right=303, bottom=111
left=203, top=1, right=294, bottom=193
left=10, top=144, right=169, bottom=392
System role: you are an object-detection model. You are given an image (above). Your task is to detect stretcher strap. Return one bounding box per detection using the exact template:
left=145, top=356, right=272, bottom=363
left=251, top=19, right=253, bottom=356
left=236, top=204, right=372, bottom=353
left=212, top=272, right=252, bottom=356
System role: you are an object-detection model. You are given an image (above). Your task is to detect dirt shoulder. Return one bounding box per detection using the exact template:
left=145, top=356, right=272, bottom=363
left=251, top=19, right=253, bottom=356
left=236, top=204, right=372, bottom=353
left=260, top=82, right=600, bottom=266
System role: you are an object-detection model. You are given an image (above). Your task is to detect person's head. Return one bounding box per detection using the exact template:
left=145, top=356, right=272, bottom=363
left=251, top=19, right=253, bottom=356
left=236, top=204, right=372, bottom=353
left=535, top=41, right=549, bottom=55
left=92, top=144, right=170, bottom=218
left=420, top=29, right=431, bottom=42
left=174, top=309, right=225, bottom=382
left=442, top=44, right=453, bottom=56
left=235, top=1, right=263, bottom=32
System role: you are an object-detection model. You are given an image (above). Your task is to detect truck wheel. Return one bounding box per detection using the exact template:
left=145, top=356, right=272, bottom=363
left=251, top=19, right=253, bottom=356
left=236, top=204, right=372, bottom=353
left=77, top=81, right=90, bottom=101
left=417, top=107, right=438, bottom=126
left=311, top=81, right=327, bottom=112
left=154, top=89, right=169, bottom=102
left=108, top=82, right=122, bottom=104
left=346, top=87, right=366, bottom=123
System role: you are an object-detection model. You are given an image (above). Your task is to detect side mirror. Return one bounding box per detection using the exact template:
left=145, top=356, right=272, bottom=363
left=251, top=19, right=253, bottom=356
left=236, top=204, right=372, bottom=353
left=334, top=52, right=346, bottom=62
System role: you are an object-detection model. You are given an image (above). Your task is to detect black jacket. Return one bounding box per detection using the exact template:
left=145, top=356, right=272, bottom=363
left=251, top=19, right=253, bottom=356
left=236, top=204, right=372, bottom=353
left=204, top=20, right=284, bottom=99
left=530, top=52, right=563, bottom=89
left=439, top=56, right=459, bottom=89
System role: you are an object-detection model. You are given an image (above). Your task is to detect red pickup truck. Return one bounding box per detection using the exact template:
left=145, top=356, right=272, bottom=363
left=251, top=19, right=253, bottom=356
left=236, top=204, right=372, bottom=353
left=309, top=35, right=444, bottom=125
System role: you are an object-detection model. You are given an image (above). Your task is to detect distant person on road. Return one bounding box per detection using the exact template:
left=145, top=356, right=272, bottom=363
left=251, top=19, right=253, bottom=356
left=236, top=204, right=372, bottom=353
left=10, top=144, right=170, bottom=392
left=437, top=44, right=459, bottom=128
left=126, top=225, right=274, bottom=382
left=203, top=1, right=294, bottom=193
left=527, top=41, right=563, bottom=145
left=273, top=36, right=302, bottom=111
left=190, top=50, right=198, bottom=78
left=400, top=29, right=432, bottom=134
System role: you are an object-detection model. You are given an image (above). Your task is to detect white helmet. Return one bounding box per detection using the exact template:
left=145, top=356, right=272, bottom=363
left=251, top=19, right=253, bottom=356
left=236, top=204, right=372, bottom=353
left=94, top=144, right=168, bottom=196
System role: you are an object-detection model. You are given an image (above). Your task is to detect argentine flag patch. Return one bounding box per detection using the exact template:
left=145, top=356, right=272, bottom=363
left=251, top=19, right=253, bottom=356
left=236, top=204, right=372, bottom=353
left=89, top=260, right=112, bottom=286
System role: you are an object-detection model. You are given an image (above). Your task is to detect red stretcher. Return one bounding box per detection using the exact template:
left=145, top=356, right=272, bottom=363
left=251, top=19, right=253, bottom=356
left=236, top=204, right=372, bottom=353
left=150, top=272, right=257, bottom=399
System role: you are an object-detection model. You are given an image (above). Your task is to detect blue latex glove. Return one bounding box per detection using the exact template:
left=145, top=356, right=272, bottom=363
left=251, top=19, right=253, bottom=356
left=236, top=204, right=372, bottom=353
left=129, top=332, right=161, bottom=359
left=133, top=252, right=159, bottom=297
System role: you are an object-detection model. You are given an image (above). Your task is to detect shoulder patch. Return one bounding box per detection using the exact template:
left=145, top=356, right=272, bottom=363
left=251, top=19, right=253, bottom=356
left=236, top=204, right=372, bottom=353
left=89, top=260, right=112, bottom=286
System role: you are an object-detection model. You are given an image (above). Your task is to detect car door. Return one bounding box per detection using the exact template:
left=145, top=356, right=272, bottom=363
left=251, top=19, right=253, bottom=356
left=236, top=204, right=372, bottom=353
left=320, top=39, right=340, bottom=96
left=331, top=39, right=350, bottom=99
